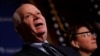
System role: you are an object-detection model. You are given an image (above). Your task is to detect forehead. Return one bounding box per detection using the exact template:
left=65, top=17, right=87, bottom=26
left=77, top=26, right=89, bottom=33
left=18, top=4, right=40, bottom=14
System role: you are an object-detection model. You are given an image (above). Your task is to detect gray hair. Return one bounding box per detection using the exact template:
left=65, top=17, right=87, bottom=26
left=13, top=7, right=22, bottom=28
left=13, top=3, right=36, bottom=28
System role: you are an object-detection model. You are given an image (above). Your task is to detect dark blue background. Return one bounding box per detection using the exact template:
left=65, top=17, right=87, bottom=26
left=0, top=0, right=24, bottom=56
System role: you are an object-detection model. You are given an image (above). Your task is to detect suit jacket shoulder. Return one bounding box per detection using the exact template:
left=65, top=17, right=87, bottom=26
left=14, top=44, right=79, bottom=56
left=14, top=44, right=51, bottom=56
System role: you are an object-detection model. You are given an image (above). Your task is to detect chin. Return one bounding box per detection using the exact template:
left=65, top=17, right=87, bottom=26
left=38, top=36, right=47, bottom=42
left=89, top=47, right=97, bottom=52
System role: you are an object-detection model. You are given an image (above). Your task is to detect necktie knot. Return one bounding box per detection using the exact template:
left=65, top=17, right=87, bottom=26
left=42, top=43, right=51, bottom=48
left=42, top=43, right=64, bottom=56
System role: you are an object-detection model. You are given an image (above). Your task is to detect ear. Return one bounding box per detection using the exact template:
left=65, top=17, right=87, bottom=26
left=71, top=40, right=79, bottom=48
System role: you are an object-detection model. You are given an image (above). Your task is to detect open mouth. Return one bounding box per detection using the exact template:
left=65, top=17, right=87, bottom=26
left=35, top=23, right=43, bottom=27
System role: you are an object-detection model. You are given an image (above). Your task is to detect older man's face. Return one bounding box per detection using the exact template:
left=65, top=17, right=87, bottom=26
left=19, top=4, right=47, bottom=39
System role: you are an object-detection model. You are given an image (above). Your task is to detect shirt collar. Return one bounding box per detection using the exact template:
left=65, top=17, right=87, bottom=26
left=30, top=40, right=48, bottom=48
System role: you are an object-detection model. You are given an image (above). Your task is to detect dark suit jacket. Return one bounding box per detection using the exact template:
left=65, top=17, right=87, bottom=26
left=14, top=44, right=79, bottom=56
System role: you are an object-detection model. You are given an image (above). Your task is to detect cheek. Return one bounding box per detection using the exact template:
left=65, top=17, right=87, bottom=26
left=78, top=39, right=97, bottom=51
left=23, top=19, right=34, bottom=29
left=80, top=40, right=90, bottom=46
left=41, top=16, right=46, bottom=22
left=24, top=18, right=33, bottom=25
left=77, top=38, right=91, bottom=48
left=24, top=18, right=33, bottom=23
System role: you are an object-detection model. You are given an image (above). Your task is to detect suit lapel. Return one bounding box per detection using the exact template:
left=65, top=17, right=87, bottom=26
left=23, top=44, right=51, bottom=56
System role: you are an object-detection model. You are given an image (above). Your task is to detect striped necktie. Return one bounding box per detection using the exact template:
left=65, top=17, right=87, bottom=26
left=42, top=43, right=64, bottom=56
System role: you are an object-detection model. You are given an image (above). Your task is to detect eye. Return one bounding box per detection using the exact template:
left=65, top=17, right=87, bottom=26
left=24, top=15, right=30, bottom=18
left=83, top=32, right=93, bottom=38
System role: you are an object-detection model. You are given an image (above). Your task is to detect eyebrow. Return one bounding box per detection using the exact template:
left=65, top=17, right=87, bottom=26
left=25, top=13, right=33, bottom=15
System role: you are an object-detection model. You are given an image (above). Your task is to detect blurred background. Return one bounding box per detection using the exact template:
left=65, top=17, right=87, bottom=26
left=0, top=0, right=100, bottom=56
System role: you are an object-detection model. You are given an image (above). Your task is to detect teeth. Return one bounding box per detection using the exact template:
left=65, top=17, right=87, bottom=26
left=36, top=25, right=42, bottom=28
left=35, top=23, right=43, bottom=27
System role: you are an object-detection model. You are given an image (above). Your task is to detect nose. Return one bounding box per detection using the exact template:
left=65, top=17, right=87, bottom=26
left=33, top=15, right=40, bottom=20
left=91, top=33, right=97, bottom=39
